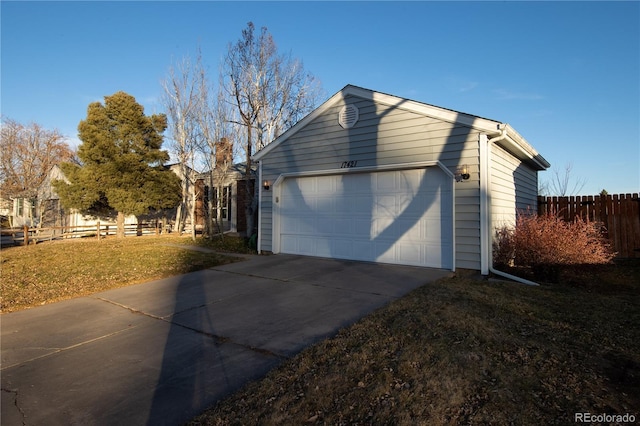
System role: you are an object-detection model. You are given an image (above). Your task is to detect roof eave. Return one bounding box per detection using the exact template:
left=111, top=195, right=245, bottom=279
left=253, top=85, right=550, bottom=172
left=499, top=124, right=550, bottom=171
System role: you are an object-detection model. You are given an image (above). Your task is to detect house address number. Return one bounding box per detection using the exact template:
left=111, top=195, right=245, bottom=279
left=341, top=160, right=358, bottom=168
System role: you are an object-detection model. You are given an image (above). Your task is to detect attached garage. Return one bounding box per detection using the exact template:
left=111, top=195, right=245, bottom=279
left=276, top=165, right=453, bottom=269
left=253, top=85, right=549, bottom=274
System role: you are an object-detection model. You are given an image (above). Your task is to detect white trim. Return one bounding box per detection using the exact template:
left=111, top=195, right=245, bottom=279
left=347, top=85, right=501, bottom=131
left=254, top=85, right=502, bottom=162
left=271, top=160, right=455, bottom=271
left=450, top=168, right=456, bottom=272
left=257, top=161, right=263, bottom=253
left=272, top=160, right=454, bottom=188
left=253, top=88, right=348, bottom=161
left=479, top=133, right=490, bottom=275
left=254, top=85, right=548, bottom=172
left=503, top=124, right=550, bottom=170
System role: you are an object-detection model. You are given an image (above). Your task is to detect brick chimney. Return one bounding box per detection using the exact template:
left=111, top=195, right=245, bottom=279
left=215, top=138, right=233, bottom=169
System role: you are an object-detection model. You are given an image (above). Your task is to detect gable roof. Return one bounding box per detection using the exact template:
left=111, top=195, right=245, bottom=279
left=253, top=84, right=549, bottom=170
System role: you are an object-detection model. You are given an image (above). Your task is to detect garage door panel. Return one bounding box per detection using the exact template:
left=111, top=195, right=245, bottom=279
left=374, top=195, right=397, bottom=217
left=334, top=218, right=352, bottom=234
left=398, top=169, right=423, bottom=189
left=352, top=241, right=375, bottom=261
left=317, top=217, right=335, bottom=234
left=279, top=167, right=453, bottom=269
left=397, top=243, right=423, bottom=264
left=376, top=244, right=397, bottom=263
left=351, top=196, right=373, bottom=213
left=332, top=239, right=353, bottom=258
left=315, top=196, right=335, bottom=213
left=375, top=172, right=397, bottom=191
left=316, top=176, right=335, bottom=193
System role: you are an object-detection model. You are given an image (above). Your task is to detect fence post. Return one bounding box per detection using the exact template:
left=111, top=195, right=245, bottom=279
left=23, top=224, right=29, bottom=246
left=97, top=220, right=100, bottom=240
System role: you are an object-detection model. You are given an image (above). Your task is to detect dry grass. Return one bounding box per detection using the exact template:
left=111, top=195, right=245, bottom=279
left=191, top=260, right=640, bottom=425
left=3, top=235, right=638, bottom=423
left=178, top=234, right=257, bottom=255
left=0, top=235, right=238, bottom=313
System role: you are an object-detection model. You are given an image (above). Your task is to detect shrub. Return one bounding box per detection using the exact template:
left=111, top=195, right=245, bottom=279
left=494, top=212, right=616, bottom=280
left=493, top=225, right=515, bottom=268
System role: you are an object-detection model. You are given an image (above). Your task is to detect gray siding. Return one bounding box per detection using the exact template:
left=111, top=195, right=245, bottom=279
left=490, top=143, right=538, bottom=232
left=259, top=95, right=485, bottom=270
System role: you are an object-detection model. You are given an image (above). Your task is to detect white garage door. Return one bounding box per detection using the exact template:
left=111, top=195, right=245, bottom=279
left=278, top=167, right=453, bottom=269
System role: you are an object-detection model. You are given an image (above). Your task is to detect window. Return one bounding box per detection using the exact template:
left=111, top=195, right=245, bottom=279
left=212, top=185, right=232, bottom=220
left=15, top=198, right=24, bottom=217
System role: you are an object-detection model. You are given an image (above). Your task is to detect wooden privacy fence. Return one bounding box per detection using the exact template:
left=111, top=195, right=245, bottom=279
left=537, top=193, right=640, bottom=258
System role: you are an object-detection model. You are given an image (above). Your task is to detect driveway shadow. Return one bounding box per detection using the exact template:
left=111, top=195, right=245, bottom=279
left=146, top=267, right=282, bottom=425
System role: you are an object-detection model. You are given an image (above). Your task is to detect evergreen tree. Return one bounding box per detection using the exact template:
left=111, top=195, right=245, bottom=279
left=54, top=91, right=181, bottom=237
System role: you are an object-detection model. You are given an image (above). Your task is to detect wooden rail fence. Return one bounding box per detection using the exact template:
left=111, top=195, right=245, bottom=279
left=1, top=221, right=168, bottom=246
left=537, top=193, right=640, bottom=258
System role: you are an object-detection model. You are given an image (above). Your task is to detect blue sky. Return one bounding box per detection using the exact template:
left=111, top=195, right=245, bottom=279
left=2, top=1, right=639, bottom=195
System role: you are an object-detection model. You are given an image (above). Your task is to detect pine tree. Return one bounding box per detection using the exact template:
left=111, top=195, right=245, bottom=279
left=54, top=91, right=181, bottom=237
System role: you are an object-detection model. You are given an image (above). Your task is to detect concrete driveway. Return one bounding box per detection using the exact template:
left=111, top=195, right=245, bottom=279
left=1, top=252, right=452, bottom=425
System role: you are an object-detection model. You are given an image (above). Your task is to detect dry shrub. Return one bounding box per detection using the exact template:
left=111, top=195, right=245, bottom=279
left=494, top=211, right=616, bottom=277
left=514, top=212, right=615, bottom=266
left=493, top=225, right=515, bottom=269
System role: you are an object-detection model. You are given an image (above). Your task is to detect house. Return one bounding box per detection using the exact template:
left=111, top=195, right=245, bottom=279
left=253, top=85, right=550, bottom=274
left=204, top=163, right=255, bottom=235
left=4, top=161, right=254, bottom=237
left=172, top=167, right=254, bottom=236
left=35, top=164, right=142, bottom=231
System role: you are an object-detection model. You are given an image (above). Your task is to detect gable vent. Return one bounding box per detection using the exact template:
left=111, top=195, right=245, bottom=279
left=338, top=104, right=359, bottom=129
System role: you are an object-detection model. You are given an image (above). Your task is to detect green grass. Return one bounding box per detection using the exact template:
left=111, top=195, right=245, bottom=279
left=191, top=260, right=640, bottom=425
left=0, top=235, right=240, bottom=312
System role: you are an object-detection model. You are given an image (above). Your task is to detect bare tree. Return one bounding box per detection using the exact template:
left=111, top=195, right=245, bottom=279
left=161, top=55, right=204, bottom=240
left=221, top=22, right=322, bottom=239
left=197, top=78, right=238, bottom=239
left=0, top=118, right=75, bottom=199
left=540, top=162, right=587, bottom=196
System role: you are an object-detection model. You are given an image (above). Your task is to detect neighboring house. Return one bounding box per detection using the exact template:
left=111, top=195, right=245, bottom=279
left=4, top=162, right=254, bottom=236
left=168, top=160, right=254, bottom=235
left=0, top=197, right=11, bottom=219
left=2, top=197, right=36, bottom=228
left=36, top=164, right=141, bottom=230
left=253, top=85, right=550, bottom=274
left=203, top=162, right=255, bottom=235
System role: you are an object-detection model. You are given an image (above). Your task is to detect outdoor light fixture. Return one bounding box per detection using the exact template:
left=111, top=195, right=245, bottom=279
left=263, top=180, right=271, bottom=190
left=455, top=164, right=470, bottom=182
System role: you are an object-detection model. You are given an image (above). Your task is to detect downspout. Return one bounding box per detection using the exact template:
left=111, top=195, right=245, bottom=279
left=482, top=125, right=539, bottom=286
left=256, top=160, right=262, bottom=254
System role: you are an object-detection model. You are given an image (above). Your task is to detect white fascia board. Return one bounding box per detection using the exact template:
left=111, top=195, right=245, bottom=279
left=501, top=124, right=550, bottom=171
left=253, top=84, right=501, bottom=161
left=253, top=84, right=549, bottom=171
left=346, top=85, right=502, bottom=132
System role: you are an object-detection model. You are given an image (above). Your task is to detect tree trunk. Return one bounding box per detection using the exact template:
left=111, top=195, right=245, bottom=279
left=248, top=177, right=259, bottom=243
left=116, top=211, right=125, bottom=238
left=245, top=204, right=254, bottom=239
left=190, top=186, right=197, bottom=242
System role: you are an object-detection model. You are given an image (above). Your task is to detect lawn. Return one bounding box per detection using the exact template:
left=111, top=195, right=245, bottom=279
left=191, top=260, right=640, bottom=425
left=0, top=234, right=242, bottom=313
left=2, top=236, right=638, bottom=424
